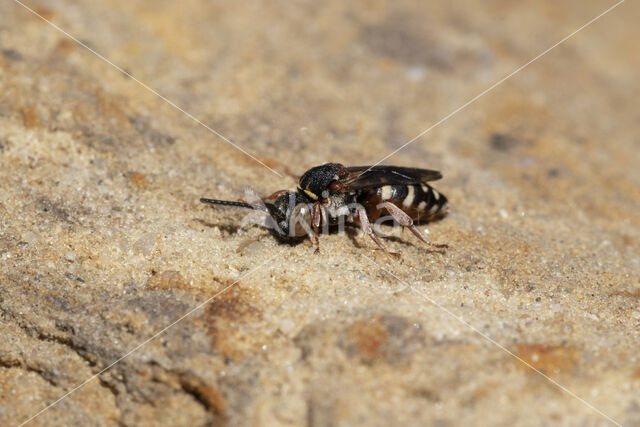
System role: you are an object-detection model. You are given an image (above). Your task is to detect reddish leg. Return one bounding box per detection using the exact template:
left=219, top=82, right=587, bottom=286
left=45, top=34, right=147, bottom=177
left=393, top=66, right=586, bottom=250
left=312, top=201, right=323, bottom=253
left=379, top=202, right=448, bottom=249
left=261, top=190, right=289, bottom=202
left=357, top=205, right=399, bottom=258
left=238, top=189, right=289, bottom=205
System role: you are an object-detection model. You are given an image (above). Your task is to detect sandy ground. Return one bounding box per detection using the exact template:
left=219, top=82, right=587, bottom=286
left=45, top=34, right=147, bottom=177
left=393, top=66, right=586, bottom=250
left=0, top=0, right=638, bottom=426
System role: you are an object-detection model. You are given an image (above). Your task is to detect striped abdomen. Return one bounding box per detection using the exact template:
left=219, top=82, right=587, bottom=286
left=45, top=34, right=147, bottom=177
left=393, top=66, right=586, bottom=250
left=360, top=184, right=448, bottom=221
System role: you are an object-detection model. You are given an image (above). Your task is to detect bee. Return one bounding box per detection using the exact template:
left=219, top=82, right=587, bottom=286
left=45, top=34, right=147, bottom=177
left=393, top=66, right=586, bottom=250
left=200, top=163, right=448, bottom=256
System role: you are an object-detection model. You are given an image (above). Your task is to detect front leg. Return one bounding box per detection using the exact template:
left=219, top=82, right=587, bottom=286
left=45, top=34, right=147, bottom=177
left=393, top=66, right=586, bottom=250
left=379, top=202, right=448, bottom=249
left=312, top=201, right=323, bottom=253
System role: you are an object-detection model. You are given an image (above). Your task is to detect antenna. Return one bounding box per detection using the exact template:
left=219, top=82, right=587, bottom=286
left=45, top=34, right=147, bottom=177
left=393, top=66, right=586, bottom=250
left=200, top=198, right=268, bottom=212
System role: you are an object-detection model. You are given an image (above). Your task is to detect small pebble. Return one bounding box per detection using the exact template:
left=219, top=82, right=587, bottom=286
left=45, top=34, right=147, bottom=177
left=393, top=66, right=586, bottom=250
left=406, top=65, right=426, bottom=81
left=279, top=318, right=296, bottom=334
left=22, top=230, right=41, bottom=244
left=133, top=233, right=157, bottom=256
left=64, top=251, right=76, bottom=262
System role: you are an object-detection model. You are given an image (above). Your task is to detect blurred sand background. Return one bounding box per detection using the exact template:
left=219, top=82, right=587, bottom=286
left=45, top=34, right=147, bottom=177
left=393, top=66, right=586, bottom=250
left=0, top=0, right=638, bottom=425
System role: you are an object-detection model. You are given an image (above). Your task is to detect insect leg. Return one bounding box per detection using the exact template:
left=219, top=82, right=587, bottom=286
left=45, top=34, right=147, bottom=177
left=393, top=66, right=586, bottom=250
left=237, top=189, right=289, bottom=205
left=357, top=205, right=399, bottom=257
left=312, top=201, right=323, bottom=253
left=319, top=202, right=329, bottom=234
left=378, top=202, right=448, bottom=249
left=261, top=190, right=289, bottom=202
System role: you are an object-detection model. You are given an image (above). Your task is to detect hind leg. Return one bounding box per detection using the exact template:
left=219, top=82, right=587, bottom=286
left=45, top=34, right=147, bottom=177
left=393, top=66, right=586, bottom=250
left=356, top=205, right=399, bottom=257
left=378, top=202, right=448, bottom=249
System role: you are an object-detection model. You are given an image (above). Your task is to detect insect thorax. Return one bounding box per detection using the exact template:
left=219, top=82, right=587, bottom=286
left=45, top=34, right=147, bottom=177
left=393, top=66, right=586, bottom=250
left=324, top=192, right=358, bottom=222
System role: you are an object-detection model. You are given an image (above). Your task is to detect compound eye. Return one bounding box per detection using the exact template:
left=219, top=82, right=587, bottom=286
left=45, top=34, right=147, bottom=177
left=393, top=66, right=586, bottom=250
left=289, top=203, right=313, bottom=237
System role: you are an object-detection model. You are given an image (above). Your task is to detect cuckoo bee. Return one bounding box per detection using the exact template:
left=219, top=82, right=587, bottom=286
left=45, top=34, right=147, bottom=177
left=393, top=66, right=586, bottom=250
left=200, top=163, right=448, bottom=256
